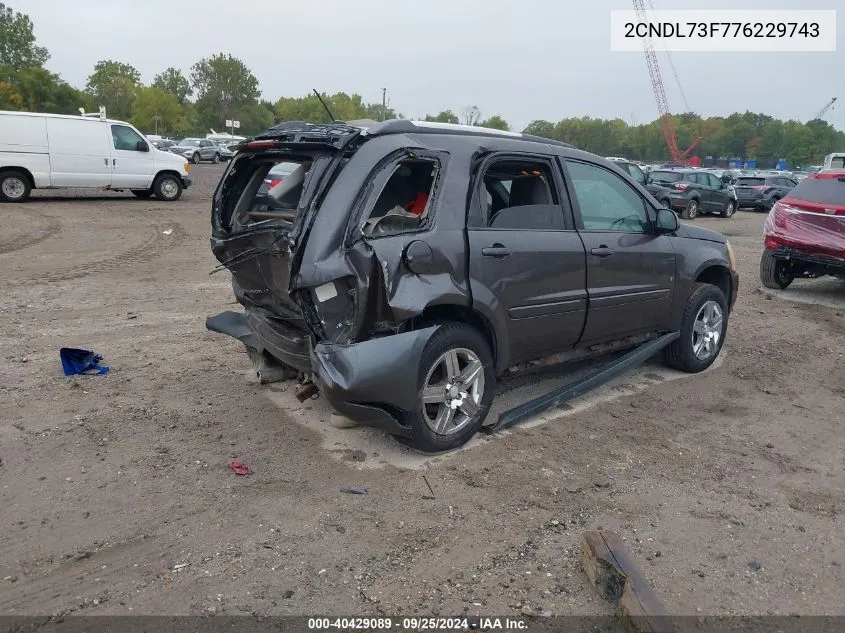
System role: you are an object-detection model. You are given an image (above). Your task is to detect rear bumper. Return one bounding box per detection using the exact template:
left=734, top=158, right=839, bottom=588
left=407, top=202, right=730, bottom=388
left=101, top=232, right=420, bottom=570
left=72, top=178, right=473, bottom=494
left=769, top=246, right=845, bottom=270
left=736, top=197, right=770, bottom=210
left=311, top=327, right=442, bottom=438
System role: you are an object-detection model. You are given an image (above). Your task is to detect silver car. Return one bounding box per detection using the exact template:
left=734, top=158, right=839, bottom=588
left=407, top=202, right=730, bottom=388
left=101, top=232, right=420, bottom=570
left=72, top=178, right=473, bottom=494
left=169, top=138, right=223, bottom=164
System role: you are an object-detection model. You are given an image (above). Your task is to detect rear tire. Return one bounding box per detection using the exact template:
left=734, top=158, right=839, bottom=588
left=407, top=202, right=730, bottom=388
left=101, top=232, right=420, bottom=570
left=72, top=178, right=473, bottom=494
left=402, top=323, right=495, bottom=453
left=131, top=189, right=153, bottom=199
left=720, top=200, right=735, bottom=218
left=660, top=198, right=671, bottom=209
left=152, top=173, right=183, bottom=202
left=681, top=199, right=698, bottom=219
left=662, top=283, right=728, bottom=373
left=760, top=248, right=794, bottom=289
left=0, top=170, right=32, bottom=202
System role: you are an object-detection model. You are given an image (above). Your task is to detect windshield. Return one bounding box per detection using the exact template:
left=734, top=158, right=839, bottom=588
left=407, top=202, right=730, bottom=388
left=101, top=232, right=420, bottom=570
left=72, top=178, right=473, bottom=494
left=788, top=176, right=845, bottom=206
left=178, top=139, right=200, bottom=147
left=736, top=178, right=766, bottom=186
left=650, top=171, right=683, bottom=183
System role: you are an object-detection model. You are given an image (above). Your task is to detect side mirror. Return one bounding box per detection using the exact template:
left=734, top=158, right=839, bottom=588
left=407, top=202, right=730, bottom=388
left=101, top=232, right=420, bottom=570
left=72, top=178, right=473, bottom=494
left=136, top=140, right=150, bottom=152
left=654, top=207, right=679, bottom=234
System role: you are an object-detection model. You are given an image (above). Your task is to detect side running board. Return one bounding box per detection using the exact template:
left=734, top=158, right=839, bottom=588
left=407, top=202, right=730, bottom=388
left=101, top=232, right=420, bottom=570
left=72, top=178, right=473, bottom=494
left=486, top=332, right=680, bottom=433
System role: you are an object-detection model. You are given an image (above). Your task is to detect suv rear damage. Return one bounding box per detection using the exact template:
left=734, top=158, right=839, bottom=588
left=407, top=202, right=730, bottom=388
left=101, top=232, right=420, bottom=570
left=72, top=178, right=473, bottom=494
left=209, top=120, right=738, bottom=452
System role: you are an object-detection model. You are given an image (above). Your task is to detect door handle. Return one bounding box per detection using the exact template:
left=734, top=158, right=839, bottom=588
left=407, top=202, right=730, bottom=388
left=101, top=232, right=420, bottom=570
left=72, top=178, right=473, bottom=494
left=482, top=244, right=512, bottom=258
left=113, top=159, right=117, bottom=166
left=590, top=246, right=615, bottom=257
left=104, top=158, right=108, bottom=166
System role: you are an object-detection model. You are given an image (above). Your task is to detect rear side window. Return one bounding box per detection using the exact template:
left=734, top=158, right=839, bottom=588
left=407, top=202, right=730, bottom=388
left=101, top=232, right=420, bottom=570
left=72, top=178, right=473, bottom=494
left=480, top=158, right=566, bottom=230
left=788, top=176, right=845, bottom=206
left=361, top=159, right=438, bottom=237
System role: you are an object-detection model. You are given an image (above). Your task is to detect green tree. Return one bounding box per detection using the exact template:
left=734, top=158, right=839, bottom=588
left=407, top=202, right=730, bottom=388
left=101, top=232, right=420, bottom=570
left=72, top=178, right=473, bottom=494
left=85, top=60, right=141, bottom=120
left=191, top=53, right=260, bottom=131
left=0, top=65, right=87, bottom=113
left=0, top=80, right=23, bottom=109
left=424, top=110, right=459, bottom=124
left=523, top=120, right=555, bottom=138
left=479, top=115, right=509, bottom=131
left=152, top=67, right=192, bottom=104
left=131, top=86, right=189, bottom=136
left=0, top=2, right=48, bottom=68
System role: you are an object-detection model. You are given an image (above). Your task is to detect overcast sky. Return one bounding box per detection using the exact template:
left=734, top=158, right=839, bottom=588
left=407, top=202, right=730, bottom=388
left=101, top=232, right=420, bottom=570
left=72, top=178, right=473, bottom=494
left=14, top=0, right=844, bottom=131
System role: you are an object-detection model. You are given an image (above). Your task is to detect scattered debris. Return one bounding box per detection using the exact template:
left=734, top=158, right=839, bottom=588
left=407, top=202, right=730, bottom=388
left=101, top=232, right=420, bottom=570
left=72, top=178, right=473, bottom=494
left=284, top=591, right=294, bottom=599
left=59, top=348, right=109, bottom=376
left=162, top=228, right=173, bottom=235
left=228, top=460, right=250, bottom=476
left=172, top=563, right=190, bottom=572
left=581, top=530, right=676, bottom=633
left=748, top=560, right=762, bottom=572
left=294, top=381, right=319, bottom=402
left=423, top=475, right=436, bottom=499
left=340, top=486, right=368, bottom=495
left=336, top=526, right=346, bottom=534
left=127, top=312, right=138, bottom=320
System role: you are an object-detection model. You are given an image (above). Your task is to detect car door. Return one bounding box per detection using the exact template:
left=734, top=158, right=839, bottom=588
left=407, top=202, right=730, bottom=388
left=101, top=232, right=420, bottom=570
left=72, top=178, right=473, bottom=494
left=110, top=124, right=156, bottom=188
left=563, top=158, right=676, bottom=344
left=200, top=140, right=215, bottom=160
left=706, top=172, right=728, bottom=209
left=694, top=173, right=716, bottom=211
left=45, top=117, right=112, bottom=187
left=625, top=163, right=647, bottom=187
left=467, top=154, right=587, bottom=366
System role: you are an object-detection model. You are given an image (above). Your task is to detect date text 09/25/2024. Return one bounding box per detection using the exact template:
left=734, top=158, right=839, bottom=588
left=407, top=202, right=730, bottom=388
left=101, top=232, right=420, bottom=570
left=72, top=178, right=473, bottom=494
left=307, top=617, right=528, bottom=630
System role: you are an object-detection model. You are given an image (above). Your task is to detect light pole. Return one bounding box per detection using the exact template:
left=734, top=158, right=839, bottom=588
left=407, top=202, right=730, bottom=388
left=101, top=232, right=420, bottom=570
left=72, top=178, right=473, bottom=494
left=381, top=88, right=387, bottom=122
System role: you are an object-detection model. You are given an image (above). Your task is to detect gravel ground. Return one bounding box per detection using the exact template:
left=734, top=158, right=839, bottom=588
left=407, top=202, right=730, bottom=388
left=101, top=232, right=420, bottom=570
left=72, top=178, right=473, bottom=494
left=0, top=165, right=843, bottom=618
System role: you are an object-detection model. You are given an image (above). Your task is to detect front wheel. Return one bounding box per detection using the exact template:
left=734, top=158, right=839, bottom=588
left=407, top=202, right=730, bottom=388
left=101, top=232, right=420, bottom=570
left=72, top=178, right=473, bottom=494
left=760, top=248, right=794, bottom=289
left=152, top=174, right=183, bottom=202
left=681, top=199, right=698, bottom=219
left=402, top=323, right=495, bottom=453
left=662, top=283, right=728, bottom=373
left=721, top=200, right=735, bottom=218
left=212, top=153, right=220, bottom=164
left=191, top=152, right=201, bottom=164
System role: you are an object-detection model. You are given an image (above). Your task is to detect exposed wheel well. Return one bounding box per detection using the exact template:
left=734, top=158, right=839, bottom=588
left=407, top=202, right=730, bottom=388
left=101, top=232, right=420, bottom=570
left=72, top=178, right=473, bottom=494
left=415, top=304, right=498, bottom=363
left=1, top=167, right=35, bottom=188
left=155, top=170, right=182, bottom=182
left=696, top=265, right=732, bottom=305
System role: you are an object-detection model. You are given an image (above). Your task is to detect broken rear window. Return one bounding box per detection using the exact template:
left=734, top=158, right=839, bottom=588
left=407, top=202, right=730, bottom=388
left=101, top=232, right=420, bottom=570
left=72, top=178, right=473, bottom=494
left=361, top=159, right=439, bottom=237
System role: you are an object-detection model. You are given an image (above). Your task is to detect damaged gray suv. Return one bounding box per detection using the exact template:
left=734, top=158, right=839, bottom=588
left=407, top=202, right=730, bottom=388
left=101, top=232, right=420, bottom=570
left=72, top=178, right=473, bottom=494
left=208, top=120, right=739, bottom=452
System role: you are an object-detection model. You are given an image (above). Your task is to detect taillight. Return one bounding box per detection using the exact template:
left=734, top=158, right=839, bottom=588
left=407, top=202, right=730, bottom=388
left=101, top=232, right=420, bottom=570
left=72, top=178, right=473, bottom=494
left=247, top=139, right=279, bottom=149
left=269, top=178, right=283, bottom=189
left=673, top=182, right=690, bottom=190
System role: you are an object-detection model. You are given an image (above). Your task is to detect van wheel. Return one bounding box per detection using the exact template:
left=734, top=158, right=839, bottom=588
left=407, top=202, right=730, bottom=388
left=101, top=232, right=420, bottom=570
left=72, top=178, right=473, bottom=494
left=212, top=153, right=220, bottom=164
left=681, top=199, right=698, bottom=219
left=0, top=170, right=32, bottom=203
left=131, top=189, right=153, bottom=199
left=662, top=283, right=728, bottom=373
left=152, top=174, right=183, bottom=202
left=191, top=152, right=201, bottom=164
left=721, top=201, right=735, bottom=218
left=760, top=248, right=794, bottom=289
left=402, top=323, right=495, bottom=453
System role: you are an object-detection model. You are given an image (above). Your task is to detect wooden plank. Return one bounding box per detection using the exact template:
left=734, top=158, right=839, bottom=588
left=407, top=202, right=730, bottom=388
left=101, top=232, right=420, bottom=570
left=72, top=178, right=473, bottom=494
left=580, top=530, right=676, bottom=633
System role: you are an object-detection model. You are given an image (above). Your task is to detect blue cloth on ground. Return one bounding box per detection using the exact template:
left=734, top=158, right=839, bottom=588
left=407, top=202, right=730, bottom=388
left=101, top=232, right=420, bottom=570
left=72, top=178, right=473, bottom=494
left=60, top=348, right=109, bottom=376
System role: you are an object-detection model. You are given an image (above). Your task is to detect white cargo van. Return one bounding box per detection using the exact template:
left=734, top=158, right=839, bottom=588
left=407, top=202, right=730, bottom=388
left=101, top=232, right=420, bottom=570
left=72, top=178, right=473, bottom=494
left=823, top=152, right=845, bottom=170
left=0, top=110, right=192, bottom=202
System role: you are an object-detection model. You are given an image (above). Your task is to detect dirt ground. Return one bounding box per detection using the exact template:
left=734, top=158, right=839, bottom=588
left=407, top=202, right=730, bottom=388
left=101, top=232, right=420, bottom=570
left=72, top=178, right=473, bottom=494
left=1, top=165, right=843, bottom=619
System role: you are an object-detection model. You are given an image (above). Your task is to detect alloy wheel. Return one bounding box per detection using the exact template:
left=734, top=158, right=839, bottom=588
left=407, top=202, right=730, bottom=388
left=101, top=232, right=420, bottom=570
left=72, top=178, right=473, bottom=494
left=692, top=300, right=723, bottom=361
left=420, top=348, right=485, bottom=436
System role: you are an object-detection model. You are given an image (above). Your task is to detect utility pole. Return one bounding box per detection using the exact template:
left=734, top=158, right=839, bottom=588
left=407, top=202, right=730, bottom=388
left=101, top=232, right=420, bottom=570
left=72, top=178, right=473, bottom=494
left=381, top=88, right=387, bottom=122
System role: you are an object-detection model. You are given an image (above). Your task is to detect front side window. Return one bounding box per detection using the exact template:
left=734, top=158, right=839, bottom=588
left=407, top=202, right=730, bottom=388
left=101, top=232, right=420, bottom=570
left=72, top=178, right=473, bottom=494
left=111, top=125, right=144, bottom=151
left=480, top=159, right=565, bottom=230
left=361, top=159, right=438, bottom=237
left=706, top=173, right=722, bottom=188
left=566, top=160, right=649, bottom=233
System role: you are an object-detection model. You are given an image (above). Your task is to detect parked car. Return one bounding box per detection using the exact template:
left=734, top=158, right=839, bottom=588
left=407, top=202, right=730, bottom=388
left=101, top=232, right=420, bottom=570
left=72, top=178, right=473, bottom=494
left=605, top=157, right=647, bottom=186
left=760, top=170, right=845, bottom=289
left=646, top=169, right=736, bottom=219
left=169, top=138, right=222, bottom=164
left=256, top=161, right=300, bottom=197
left=213, top=140, right=235, bottom=161
left=207, top=120, right=738, bottom=452
left=0, top=110, right=191, bottom=202
left=152, top=138, right=177, bottom=150
left=734, top=174, right=797, bottom=212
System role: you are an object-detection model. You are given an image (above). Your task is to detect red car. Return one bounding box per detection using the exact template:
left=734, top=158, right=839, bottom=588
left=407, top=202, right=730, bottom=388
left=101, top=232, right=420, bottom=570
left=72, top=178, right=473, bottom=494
left=760, top=170, right=845, bottom=289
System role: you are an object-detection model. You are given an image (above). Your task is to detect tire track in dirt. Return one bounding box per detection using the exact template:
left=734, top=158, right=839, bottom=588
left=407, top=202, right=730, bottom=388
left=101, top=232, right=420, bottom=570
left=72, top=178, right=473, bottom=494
left=38, top=219, right=186, bottom=284
left=0, top=210, right=62, bottom=255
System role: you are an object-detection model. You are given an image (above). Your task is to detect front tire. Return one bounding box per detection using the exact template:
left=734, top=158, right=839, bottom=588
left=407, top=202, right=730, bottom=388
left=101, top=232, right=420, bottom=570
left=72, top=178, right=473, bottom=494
left=191, top=152, right=201, bottom=164
left=681, top=199, right=699, bottom=220
left=760, top=248, right=794, bottom=289
left=0, top=170, right=32, bottom=202
left=662, top=283, right=728, bottom=373
left=152, top=174, right=183, bottom=202
left=403, top=323, right=495, bottom=453
left=212, top=153, right=220, bottom=164
left=721, top=200, right=735, bottom=218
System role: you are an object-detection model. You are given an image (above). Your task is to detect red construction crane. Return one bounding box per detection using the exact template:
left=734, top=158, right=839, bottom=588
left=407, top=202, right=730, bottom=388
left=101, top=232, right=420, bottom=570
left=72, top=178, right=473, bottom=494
left=632, top=0, right=700, bottom=164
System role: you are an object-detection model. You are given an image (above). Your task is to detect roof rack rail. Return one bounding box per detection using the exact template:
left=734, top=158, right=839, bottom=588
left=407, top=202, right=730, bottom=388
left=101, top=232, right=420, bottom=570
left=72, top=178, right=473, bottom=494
left=78, top=106, right=107, bottom=121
